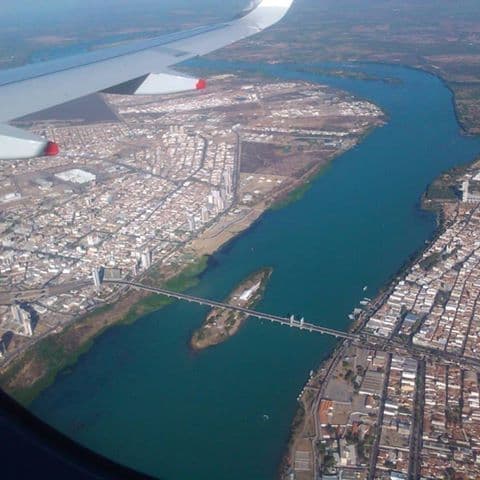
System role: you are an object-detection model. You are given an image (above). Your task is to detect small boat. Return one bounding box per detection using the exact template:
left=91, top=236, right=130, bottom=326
left=262, top=414, right=270, bottom=421
left=363, top=285, right=368, bottom=292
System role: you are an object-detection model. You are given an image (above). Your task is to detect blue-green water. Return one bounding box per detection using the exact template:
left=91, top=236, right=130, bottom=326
left=31, top=62, right=480, bottom=479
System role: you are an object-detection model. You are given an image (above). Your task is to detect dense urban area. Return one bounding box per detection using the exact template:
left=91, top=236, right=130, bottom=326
left=284, top=160, right=480, bottom=479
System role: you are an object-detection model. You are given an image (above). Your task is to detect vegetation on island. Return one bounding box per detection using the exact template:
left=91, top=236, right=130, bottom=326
left=190, top=267, right=273, bottom=350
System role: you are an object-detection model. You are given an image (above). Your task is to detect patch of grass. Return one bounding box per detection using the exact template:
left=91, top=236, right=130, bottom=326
left=121, top=294, right=173, bottom=325
left=419, top=251, right=442, bottom=271
left=271, top=164, right=330, bottom=211
left=271, top=182, right=312, bottom=210
left=164, top=256, right=208, bottom=291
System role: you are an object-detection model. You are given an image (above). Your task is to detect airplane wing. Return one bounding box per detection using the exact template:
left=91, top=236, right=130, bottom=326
left=0, top=0, right=293, bottom=160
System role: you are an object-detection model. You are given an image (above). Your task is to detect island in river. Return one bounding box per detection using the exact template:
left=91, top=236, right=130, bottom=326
left=190, top=267, right=273, bottom=350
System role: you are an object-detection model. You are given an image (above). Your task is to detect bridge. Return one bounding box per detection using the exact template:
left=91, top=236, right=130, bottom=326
left=104, top=279, right=358, bottom=340
left=6, top=276, right=480, bottom=369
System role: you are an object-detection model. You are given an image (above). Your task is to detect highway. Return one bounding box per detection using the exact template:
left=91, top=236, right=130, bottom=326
left=104, top=279, right=358, bottom=340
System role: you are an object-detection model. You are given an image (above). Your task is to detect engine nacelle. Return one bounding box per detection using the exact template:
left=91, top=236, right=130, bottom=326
left=0, top=124, right=58, bottom=160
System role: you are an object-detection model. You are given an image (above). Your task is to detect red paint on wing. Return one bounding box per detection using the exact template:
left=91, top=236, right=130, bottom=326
left=196, top=79, right=207, bottom=90
left=44, top=141, right=59, bottom=156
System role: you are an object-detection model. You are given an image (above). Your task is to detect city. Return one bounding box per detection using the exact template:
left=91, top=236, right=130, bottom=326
left=5, top=63, right=480, bottom=480
left=285, top=159, right=480, bottom=479
left=0, top=74, right=383, bottom=377
left=3, top=69, right=480, bottom=480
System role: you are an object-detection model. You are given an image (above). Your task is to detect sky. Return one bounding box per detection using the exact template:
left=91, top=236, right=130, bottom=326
left=0, top=0, right=250, bottom=66
left=0, top=0, right=247, bottom=30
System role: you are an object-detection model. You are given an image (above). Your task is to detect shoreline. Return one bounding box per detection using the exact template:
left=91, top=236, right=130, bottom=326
left=278, top=157, right=478, bottom=478
left=354, top=59, right=472, bottom=136
left=0, top=256, right=209, bottom=405
left=189, top=267, right=273, bottom=351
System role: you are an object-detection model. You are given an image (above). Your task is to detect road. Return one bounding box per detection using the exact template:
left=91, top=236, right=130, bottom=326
left=0, top=280, right=91, bottom=305
left=408, top=359, right=426, bottom=480
left=367, top=352, right=392, bottom=480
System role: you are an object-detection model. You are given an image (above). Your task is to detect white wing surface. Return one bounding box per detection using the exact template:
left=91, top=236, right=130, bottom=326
left=0, top=0, right=293, bottom=159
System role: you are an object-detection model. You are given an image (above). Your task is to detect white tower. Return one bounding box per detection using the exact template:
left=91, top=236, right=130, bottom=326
left=141, top=250, right=152, bottom=270
left=462, top=179, right=470, bottom=203
left=92, top=267, right=102, bottom=289
left=201, top=206, right=209, bottom=223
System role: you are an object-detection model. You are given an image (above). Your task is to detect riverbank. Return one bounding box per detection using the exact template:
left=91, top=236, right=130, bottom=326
left=281, top=154, right=480, bottom=478
left=0, top=256, right=209, bottom=406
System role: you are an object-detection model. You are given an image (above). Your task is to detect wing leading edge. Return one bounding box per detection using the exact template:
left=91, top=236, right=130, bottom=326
left=0, top=0, right=294, bottom=160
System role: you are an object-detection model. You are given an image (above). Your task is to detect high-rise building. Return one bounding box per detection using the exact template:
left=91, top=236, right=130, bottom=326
left=201, top=206, right=209, bottom=223
left=187, top=214, right=196, bottom=232
left=212, top=189, right=225, bottom=212
left=223, top=169, right=232, bottom=196
left=462, top=179, right=470, bottom=203
left=92, top=267, right=102, bottom=289
left=141, top=250, right=152, bottom=270
left=10, top=304, right=33, bottom=337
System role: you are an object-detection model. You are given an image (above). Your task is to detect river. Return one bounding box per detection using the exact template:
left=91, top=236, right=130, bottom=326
left=30, top=61, right=480, bottom=479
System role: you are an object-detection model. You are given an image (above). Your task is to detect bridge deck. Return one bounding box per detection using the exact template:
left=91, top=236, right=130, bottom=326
left=104, top=279, right=358, bottom=340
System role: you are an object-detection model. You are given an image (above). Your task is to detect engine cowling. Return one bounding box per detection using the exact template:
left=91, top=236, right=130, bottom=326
left=0, top=124, right=58, bottom=160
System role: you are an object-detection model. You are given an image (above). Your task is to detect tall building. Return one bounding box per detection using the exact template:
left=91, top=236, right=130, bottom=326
left=462, top=179, right=470, bottom=203
left=201, top=206, right=209, bottom=223
left=141, top=250, right=152, bottom=270
left=187, top=214, right=196, bottom=232
left=10, top=304, right=33, bottom=337
left=92, top=267, right=102, bottom=289
left=223, top=169, right=232, bottom=196
left=212, top=189, right=225, bottom=212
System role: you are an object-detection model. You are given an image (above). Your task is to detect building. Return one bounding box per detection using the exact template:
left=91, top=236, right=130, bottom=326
left=141, top=250, right=152, bottom=270
left=462, top=178, right=480, bottom=203
left=92, top=267, right=102, bottom=289
left=10, top=304, right=33, bottom=337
